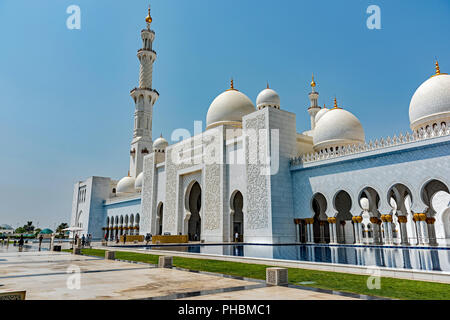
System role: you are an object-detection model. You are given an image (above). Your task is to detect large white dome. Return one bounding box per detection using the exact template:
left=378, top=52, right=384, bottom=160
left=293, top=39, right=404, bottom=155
left=409, top=72, right=450, bottom=131
left=116, top=176, right=136, bottom=194
left=256, top=87, right=280, bottom=109
left=206, top=85, right=255, bottom=130
left=313, top=107, right=365, bottom=151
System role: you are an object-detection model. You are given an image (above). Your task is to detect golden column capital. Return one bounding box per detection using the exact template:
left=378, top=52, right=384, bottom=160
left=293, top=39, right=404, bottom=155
left=426, top=217, right=436, bottom=224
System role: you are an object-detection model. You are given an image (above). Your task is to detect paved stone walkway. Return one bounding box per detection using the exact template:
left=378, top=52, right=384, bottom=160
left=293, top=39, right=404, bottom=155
left=0, top=250, right=356, bottom=300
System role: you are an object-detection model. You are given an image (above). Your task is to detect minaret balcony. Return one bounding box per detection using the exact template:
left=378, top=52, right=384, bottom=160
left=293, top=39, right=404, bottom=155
left=130, top=87, right=159, bottom=97
left=141, top=29, right=155, bottom=36
left=137, top=48, right=156, bottom=55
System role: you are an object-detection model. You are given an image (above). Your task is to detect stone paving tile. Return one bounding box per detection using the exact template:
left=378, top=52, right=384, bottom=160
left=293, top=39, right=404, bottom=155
left=181, top=285, right=357, bottom=300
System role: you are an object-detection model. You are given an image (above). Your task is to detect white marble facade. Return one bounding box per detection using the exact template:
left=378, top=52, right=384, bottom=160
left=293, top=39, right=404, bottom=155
left=70, top=11, right=450, bottom=246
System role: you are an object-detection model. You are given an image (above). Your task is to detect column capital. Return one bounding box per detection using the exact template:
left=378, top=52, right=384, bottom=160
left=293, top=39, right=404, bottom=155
left=397, top=216, right=407, bottom=223
left=426, top=217, right=436, bottom=224
left=352, top=216, right=363, bottom=223
left=370, top=217, right=382, bottom=225
left=327, top=217, right=336, bottom=224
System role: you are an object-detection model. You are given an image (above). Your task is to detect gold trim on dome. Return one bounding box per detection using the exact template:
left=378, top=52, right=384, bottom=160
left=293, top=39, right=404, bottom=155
left=226, top=78, right=238, bottom=91
left=332, top=97, right=341, bottom=109
left=431, top=60, right=447, bottom=78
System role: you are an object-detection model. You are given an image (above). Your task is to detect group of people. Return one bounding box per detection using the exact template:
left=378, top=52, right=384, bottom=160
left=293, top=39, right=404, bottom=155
left=74, top=233, right=92, bottom=247
left=0, top=234, right=25, bottom=250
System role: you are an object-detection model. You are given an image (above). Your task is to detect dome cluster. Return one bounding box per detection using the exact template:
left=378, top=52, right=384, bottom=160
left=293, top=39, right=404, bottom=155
left=206, top=80, right=281, bottom=130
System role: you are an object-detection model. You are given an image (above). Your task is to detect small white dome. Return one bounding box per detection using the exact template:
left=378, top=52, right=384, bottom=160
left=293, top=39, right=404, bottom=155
left=116, top=176, right=136, bottom=194
left=315, top=107, right=329, bottom=123
left=256, top=87, right=280, bottom=109
left=409, top=73, right=450, bottom=131
left=206, top=86, right=255, bottom=130
left=313, top=108, right=365, bottom=151
left=134, top=172, right=143, bottom=191
left=153, top=135, right=168, bottom=151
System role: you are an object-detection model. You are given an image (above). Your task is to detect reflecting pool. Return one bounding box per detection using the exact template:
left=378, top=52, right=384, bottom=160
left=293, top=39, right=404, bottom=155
left=147, top=244, right=450, bottom=272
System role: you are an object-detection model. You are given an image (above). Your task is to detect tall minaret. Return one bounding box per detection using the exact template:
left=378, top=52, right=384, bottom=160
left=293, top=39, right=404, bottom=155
left=129, top=6, right=159, bottom=178
left=307, top=74, right=321, bottom=130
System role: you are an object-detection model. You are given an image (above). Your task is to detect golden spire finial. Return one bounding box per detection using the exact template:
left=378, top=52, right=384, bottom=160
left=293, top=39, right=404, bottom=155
left=226, top=78, right=237, bottom=91
left=311, top=73, right=316, bottom=88
left=431, top=59, right=447, bottom=78
left=145, top=5, right=152, bottom=24
left=333, top=97, right=338, bottom=109
left=435, top=60, right=441, bottom=75
left=267, top=81, right=270, bottom=89
left=127, top=170, right=130, bottom=177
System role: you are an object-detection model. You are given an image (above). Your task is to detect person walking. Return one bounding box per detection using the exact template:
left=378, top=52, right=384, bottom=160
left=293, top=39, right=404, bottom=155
left=18, top=235, right=24, bottom=250
left=235, top=231, right=239, bottom=243
left=38, top=234, right=43, bottom=251
left=145, top=234, right=151, bottom=245
left=81, top=234, right=86, bottom=247
left=123, top=233, right=127, bottom=244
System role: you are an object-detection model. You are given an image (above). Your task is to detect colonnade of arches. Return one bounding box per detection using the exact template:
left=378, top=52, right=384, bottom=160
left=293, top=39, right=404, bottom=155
left=104, top=213, right=140, bottom=241
left=297, top=179, right=450, bottom=246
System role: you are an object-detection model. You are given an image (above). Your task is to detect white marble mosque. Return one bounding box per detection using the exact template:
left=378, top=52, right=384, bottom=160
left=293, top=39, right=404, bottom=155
left=70, top=8, right=450, bottom=247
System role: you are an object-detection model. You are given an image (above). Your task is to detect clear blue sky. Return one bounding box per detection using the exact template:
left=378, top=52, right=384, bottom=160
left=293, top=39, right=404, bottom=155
left=0, top=0, right=449, bottom=230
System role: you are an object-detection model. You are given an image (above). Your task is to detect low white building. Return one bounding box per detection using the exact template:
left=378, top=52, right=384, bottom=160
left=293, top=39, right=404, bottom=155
left=0, top=224, right=14, bottom=235
left=70, top=9, right=450, bottom=246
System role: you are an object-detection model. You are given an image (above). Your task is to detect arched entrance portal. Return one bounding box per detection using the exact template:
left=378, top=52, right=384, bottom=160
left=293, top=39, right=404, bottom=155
left=334, top=190, right=354, bottom=244
left=187, top=182, right=202, bottom=241
left=231, top=191, right=244, bottom=242
left=311, top=193, right=329, bottom=243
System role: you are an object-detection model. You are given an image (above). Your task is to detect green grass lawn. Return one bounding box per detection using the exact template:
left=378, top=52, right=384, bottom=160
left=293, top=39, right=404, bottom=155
left=64, top=248, right=450, bottom=300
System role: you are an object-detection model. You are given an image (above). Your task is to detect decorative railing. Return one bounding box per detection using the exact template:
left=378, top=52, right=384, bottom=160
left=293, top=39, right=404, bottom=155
left=290, top=123, right=450, bottom=166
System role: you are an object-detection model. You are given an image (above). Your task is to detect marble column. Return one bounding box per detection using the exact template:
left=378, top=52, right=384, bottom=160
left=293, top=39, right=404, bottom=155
left=328, top=217, right=337, bottom=244
left=415, top=213, right=429, bottom=245
left=305, top=218, right=314, bottom=243
left=352, top=216, right=363, bottom=245
left=426, top=217, right=437, bottom=246
left=370, top=217, right=382, bottom=245
left=381, top=215, right=393, bottom=245
left=397, top=216, right=409, bottom=245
